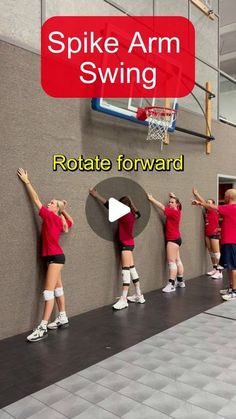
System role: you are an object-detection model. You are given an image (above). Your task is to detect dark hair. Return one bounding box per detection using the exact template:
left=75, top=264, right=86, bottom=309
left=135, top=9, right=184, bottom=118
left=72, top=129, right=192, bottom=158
left=172, top=196, right=182, bottom=211
left=119, top=196, right=137, bottom=214
left=208, top=198, right=215, bottom=204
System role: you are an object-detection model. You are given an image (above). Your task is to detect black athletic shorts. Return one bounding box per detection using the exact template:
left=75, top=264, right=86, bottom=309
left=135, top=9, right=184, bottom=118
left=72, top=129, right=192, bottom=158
left=43, top=254, right=65, bottom=264
left=120, top=243, right=135, bottom=251
left=207, top=234, right=220, bottom=240
left=166, top=238, right=182, bottom=247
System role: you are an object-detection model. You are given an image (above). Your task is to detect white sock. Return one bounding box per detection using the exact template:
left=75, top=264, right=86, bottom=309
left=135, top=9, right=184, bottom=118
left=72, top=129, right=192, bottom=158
left=135, top=285, right=141, bottom=296
left=40, top=320, right=48, bottom=329
left=59, top=311, right=67, bottom=318
left=122, top=289, right=128, bottom=299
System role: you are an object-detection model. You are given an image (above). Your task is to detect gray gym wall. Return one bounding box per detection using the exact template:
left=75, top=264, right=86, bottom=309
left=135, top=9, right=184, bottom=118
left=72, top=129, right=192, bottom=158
left=1, top=0, right=236, bottom=340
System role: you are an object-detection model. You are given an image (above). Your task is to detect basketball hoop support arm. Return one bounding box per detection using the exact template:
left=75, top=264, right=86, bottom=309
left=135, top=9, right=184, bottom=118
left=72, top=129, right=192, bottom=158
left=174, top=80, right=215, bottom=150
left=175, top=126, right=215, bottom=142
left=191, top=0, right=216, bottom=20
left=205, top=81, right=212, bottom=154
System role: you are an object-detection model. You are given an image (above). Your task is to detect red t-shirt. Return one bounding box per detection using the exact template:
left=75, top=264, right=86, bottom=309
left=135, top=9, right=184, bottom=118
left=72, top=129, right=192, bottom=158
left=164, top=207, right=181, bottom=241
left=118, top=212, right=136, bottom=246
left=218, top=204, right=236, bottom=244
left=205, top=209, right=219, bottom=237
left=39, top=206, right=72, bottom=256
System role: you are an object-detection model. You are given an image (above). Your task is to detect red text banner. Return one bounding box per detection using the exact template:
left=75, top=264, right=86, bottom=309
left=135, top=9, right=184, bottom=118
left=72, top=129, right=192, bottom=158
left=41, top=16, right=195, bottom=98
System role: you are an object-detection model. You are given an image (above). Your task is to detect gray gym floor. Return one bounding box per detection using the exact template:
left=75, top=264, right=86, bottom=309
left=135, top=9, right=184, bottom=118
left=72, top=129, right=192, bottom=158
left=2, top=298, right=236, bottom=419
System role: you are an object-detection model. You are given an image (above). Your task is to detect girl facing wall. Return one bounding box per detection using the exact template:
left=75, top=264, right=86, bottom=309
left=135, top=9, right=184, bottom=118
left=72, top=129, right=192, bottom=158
left=17, top=168, right=73, bottom=342
left=192, top=188, right=222, bottom=279
left=148, top=192, right=184, bottom=292
left=89, top=187, right=145, bottom=309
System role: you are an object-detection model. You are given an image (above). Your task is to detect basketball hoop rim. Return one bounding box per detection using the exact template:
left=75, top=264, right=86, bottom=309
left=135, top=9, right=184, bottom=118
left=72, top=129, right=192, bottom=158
left=140, top=106, right=177, bottom=117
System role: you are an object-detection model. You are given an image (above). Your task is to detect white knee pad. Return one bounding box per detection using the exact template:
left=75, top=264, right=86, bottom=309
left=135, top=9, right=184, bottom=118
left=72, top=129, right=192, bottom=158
left=168, top=262, right=177, bottom=270
left=54, top=287, right=64, bottom=297
left=43, top=290, right=54, bottom=301
left=130, top=266, right=139, bottom=281
left=176, top=259, right=182, bottom=266
left=213, top=252, right=220, bottom=260
left=122, top=268, right=131, bottom=285
left=210, top=252, right=215, bottom=258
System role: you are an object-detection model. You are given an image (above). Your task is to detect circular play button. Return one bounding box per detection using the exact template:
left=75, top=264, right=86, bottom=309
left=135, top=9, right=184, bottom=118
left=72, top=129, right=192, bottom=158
left=108, top=198, right=131, bottom=222
left=85, top=177, right=150, bottom=241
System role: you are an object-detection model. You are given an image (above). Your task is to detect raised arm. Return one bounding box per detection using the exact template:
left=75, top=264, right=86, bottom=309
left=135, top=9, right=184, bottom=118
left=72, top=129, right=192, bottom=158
left=147, top=193, right=165, bottom=212
left=17, top=168, right=42, bottom=209
left=89, top=187, right=107, bottom=204
left=128, top=196, right=138, bottom=213
left=192, top=187, right=206, bottom=203
left=125, top=196, right=140, bottom=218
left=61, top=215, right=69, bottom=233
left=61, top=201, right=74, bottom=232
left=192, top=199, right=218, bottom=211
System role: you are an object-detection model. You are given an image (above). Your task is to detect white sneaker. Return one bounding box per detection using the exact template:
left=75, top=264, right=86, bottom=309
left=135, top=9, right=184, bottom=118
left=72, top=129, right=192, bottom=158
left=211, top=271, right=223, bottom=280
left=47, top=314, right=69, bottom=330
left=113, top=297, right=128, bottom=310
left=207, top=268, right=217, bottom=276
left=127, top=294, right=146, bottom=304
left=222, top=292, right=236, bottom=301
left=220, top=288, right=232, bottom=295
left=176, top=280, right=185, bottom=288
left=27, top=325, right=48, bottom=342
left=162, top=283, right=176, bottom=293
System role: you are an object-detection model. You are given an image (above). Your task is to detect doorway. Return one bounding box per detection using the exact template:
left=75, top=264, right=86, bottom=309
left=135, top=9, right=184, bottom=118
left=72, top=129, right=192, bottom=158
left=217, top=174, right=236, bottom=204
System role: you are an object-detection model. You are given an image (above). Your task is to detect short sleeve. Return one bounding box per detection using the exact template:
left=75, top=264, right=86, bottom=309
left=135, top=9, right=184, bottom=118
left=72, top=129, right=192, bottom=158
left=164, top=207, right=172, bottom=216
left=164, top=207, right=179, bottom=218
left=39, top=206, right=50, bottom=219
left=218, top=205, right=228, bottom=215
left=66, top=219, right=73, bottom=229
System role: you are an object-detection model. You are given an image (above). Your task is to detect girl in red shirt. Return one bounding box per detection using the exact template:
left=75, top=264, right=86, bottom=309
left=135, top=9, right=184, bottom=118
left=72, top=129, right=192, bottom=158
left=192, top=189, right=222, bottom=279
left=17, top=168, right=73, bottom=342
left=192, top=188, right=236, bottom=300
left=148, top=192, right=184, bottom=292
left=89, top=187, right=145, bottom=310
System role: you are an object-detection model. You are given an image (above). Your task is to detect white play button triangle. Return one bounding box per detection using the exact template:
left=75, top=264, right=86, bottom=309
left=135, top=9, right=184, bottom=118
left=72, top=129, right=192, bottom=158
left=108, top=197, right=130, bottom=222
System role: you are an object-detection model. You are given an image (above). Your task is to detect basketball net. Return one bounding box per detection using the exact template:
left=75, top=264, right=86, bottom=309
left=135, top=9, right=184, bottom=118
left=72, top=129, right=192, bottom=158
left=137, top=106, right=177, bottom=150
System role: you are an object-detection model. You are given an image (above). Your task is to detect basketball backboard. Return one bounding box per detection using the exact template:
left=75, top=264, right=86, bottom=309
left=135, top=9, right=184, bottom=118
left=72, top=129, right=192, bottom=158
left=91, top=97, right=178, bottom=132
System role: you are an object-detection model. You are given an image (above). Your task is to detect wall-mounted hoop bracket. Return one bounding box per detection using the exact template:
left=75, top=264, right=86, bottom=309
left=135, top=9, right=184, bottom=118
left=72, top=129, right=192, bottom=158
left=191, top=0, right=216, bottom=20
left=205, top=81, right=212, bottom=155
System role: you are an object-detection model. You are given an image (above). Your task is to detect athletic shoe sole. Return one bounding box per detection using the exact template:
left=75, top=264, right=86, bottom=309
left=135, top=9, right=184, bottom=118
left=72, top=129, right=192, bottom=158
left=112, top=304, right=128, bottom=310
left=222, top=293, right=236, bottom=301
left=162, top=288, right=176, bottom=293
left=127, top=301, right=146, bottom=304
left=27, top=333, right=48, bottom=343
left=220, top=289, right=232, bottom=295
left=127, top=297, right=146, bottom=304
left=48, top=322, right=69, bottom=330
